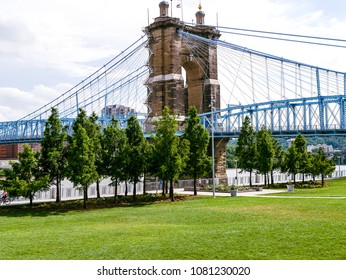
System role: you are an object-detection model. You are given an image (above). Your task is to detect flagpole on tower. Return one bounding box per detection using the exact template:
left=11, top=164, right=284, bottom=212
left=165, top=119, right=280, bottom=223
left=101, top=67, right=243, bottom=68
left=175, top=0, right=183, bottom=21
left=171, top=0, right=173, bottom=17
left=181, top=0, right=184, bottom=21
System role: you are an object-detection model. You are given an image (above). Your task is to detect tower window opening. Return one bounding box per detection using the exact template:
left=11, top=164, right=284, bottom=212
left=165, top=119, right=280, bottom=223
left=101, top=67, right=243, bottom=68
left=181, top=67, right=187, bottom=88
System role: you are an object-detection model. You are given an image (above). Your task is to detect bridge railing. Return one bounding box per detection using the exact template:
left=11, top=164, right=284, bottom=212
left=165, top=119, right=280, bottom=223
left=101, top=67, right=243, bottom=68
left=199, top=94, right=346, bottom=137
left=1, top=94, right=345, bottom=142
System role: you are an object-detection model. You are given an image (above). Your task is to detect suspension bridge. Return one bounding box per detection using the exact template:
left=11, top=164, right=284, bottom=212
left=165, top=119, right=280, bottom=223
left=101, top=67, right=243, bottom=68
left=0, top=2, right=345, bottom=144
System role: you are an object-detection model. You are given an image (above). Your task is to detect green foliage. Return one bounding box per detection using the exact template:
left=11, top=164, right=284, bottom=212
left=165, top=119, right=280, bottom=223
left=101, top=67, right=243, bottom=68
left=309, top=148, right=336, bottom=186
left=125, top=115, right=148, bottom=201
left=101, top=117, right=129, bottom=200
left=283, top=140, right=299, bottom=181
left=1, top=144, right=49, bottom=207
left=66, top=110, right=98, bottom=208
left=152, top=106, right=188, bottom=200
left=235, top=116, right=257, bottom=186
left=40, top=107, right=67, bottom=203
left=272, top=138, right=283, bottom=171
left=226, top=144, right=237, bottom=168
left=294, top=133, right=310, bottom=178
left=256, top=127, right=274, bottom=184
left=88, top=113, right=103, bottom=175
left=307, top=136, right=345, bottom=149
left=88, top=113, right=104, bottom=198
left=183, top=106, right=211, bottom=195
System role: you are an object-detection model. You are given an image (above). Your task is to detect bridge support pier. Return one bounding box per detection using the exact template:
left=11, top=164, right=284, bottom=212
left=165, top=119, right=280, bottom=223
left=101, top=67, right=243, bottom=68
left=210, top=138, right=228, bottom=179
left=145, top=2, right=226, bottom=178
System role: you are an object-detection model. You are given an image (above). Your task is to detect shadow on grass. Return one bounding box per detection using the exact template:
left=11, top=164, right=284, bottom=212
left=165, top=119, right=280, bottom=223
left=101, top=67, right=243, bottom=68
left=0, top=193, right=188, bottom=217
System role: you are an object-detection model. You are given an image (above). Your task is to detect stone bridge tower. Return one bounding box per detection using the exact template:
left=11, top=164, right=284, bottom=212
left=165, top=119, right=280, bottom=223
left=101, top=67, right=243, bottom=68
left=144, top=1, right=227, bottom=178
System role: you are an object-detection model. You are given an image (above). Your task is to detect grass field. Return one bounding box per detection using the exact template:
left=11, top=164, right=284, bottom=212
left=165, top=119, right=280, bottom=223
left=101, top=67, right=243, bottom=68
left=0, top=179, right=345, bottom=260
left=266, top=177, right=346, bottom=197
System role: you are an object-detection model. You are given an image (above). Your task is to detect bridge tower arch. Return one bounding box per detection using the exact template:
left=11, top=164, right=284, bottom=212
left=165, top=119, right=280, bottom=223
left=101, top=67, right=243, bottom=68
left=145, top=1, right=227, bottom=177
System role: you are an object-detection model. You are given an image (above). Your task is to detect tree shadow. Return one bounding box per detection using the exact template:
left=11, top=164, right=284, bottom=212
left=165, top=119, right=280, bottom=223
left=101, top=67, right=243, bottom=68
left=0, top=205, right=70, bottom=217
left=0, top=194, right=188, bottom=217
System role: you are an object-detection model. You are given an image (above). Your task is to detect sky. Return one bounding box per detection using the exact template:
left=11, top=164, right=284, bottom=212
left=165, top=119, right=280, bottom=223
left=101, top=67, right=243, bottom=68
left=1, top=0, right=346, bottom=121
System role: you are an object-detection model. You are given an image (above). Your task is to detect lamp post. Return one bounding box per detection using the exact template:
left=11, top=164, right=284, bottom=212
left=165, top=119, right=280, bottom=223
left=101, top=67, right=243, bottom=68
left=337, top=155, right=341, bottom=177
left=211, top=95, right=216, bottom=198
left=235, top=159, right=238, bottom=186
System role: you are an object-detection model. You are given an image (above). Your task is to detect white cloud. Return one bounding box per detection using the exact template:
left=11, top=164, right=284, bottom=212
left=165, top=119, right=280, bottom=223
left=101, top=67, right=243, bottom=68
left=0, top=0, right=346, bottom=121
left=0, top=84, right=71, bottom=121
left=0, top=19, right=35, bottom=44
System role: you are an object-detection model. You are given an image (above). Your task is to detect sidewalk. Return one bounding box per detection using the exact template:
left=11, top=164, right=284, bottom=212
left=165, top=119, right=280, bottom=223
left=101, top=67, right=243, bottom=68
left=173, top=188, right=346, bottom=199
left=173, top=188, right=286, bottom=197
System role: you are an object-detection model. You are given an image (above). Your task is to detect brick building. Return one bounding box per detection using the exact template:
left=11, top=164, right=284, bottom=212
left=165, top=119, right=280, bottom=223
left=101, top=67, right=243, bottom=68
left=0, top=143, right=41, bottom=160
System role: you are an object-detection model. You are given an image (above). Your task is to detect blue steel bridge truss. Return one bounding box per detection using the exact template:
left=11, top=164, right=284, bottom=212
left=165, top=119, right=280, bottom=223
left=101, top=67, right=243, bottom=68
left=1, top=94, right=345, bottom=143
left=200, top=95, right=346, bottom=138
left=1, top=24, right=346, bottom=143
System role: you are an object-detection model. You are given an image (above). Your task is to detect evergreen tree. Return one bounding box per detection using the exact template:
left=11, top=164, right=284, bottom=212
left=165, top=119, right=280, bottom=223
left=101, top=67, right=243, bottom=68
left=183, top=106, right=211, bottom=195
left=125, top=115, right=148, bottom=202
left=235, top=116, right=257, bottom=186
left=40, top=107, right=67, bottom=203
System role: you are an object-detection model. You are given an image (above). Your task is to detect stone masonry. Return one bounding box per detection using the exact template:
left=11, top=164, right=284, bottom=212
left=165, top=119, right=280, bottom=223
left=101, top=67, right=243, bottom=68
left=144, top=2, right=227, bottom=177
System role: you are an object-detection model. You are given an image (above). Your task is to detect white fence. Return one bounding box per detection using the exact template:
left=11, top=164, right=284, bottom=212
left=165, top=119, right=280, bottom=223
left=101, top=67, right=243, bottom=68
left=6, top=167, right=346, bottom=203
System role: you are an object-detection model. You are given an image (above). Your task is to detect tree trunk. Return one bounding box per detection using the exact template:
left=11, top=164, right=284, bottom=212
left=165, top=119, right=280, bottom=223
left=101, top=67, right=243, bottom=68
left=270, top=171, right=274, bottom=187
left=143, top=173, right=146, bottom=195
left=56, top=176, right=60, bottom=203
left=125, top=181, right=128, bottom=196
left=264, top=174, right=267, bottom=187
left=96, top=179, right=101, bottom=198
left=29, top=193, right=33, bottom=208
left=83, top=186, right=87, bottom=209
left=162, top=181, right=166, bottom=196
left=170, top=179, right=174, bottom=202
left=133, top=182, right=136, bottom=202
left=322, top=174, right=325, bottom=187
left=193, top=177, right=197, bottom=196
left=249, top=170, right=253, bottom=187
left=114, top=178, right=118, bottom=202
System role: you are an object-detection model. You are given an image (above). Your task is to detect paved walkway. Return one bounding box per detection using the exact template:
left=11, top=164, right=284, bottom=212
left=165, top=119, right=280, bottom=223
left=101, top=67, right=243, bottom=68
left=174, top=188, right=346, bottom=199
left=174, top=188, right=286, bottom=197
left=4, top=188, right=345, bottom=206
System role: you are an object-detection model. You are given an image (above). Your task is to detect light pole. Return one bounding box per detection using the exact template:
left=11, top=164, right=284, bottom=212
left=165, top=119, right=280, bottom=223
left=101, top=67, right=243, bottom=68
left=235, top=159, right=238, bottom=186
left=211, top=95, right=216, bottom=198
left=337, top=155, right=341, bottom=177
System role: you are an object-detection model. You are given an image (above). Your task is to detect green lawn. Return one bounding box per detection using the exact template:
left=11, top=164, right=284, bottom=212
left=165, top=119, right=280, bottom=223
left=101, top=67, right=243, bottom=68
left=266, top=177, right=346, bottom=197
left=0, top=180, right=345, bottom=260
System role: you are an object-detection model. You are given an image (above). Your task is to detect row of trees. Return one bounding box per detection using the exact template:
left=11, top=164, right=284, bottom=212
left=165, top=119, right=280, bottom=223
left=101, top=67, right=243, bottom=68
left=236, top=116, right=336, bottom=187
left=0, top=106, right=212, bottom=207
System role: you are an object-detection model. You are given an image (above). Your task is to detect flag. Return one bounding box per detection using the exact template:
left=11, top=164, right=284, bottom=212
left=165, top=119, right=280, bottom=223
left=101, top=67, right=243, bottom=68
left=177, top=4, right=181, bottom=8
left=175, top=0, right=182, bottom=8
